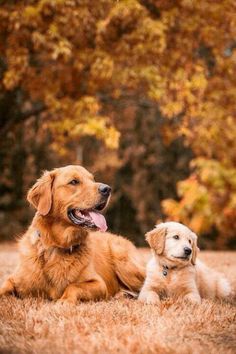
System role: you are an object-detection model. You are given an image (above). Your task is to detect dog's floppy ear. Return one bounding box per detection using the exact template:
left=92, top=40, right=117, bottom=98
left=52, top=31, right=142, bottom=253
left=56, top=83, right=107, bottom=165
left=27, top=171, right=55, bottom=216
left=191, top=233, right=199, bottom=265
left=145, top=224, right=166, bottom=255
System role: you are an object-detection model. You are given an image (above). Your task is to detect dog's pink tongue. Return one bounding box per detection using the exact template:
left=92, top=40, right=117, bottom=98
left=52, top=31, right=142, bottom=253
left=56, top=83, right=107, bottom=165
left=88, top=211, right=107, bottom=232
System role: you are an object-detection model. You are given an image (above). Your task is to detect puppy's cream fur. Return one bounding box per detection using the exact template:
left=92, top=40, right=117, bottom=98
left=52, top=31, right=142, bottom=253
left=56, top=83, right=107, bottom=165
left=138, top=222, right=232, bottom=305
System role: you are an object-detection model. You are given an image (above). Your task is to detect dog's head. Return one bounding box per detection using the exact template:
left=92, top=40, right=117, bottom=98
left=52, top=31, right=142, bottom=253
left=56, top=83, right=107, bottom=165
left=27, top=165, right=111, bottom=232
left=145, top=222, right=199, bottom=265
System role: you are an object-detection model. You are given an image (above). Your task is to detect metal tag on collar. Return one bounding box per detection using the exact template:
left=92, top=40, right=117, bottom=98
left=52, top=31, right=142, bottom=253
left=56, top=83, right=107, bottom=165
left=31, top=229, right=41, bottom=244
left=35, top=229, right=41, bottom=237
left=163, top=265, right=168, bottom=276
left=69, top=246, right=73, bottom=254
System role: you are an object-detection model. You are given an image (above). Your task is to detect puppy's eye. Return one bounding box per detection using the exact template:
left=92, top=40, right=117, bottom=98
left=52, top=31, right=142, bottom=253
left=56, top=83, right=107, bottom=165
left=69, top=179, right=80, bottom=186
left=173, top=235, right=179, bottom=240
left=188, top=239, right=192, bottom=244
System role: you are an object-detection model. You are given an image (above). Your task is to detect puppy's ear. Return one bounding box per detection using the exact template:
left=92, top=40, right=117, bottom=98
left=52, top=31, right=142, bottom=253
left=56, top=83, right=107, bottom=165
left=145, top=224, right=166, bottom=255
left=191, top=233, right=199, bottom=265
left=27, top=171, right=55, bottom=216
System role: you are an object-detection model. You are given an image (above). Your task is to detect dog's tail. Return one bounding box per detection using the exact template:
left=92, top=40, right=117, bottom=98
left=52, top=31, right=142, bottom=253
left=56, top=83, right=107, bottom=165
left=196, top=260, right=233, bottom=300
left=216, top=276, right=232, bottom=299
left=109, top=235, right=146, bottom=292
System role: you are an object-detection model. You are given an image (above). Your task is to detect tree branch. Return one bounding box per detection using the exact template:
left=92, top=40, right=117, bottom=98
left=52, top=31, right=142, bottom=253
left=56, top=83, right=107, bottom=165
left=0, top=102, right=45, bottom=138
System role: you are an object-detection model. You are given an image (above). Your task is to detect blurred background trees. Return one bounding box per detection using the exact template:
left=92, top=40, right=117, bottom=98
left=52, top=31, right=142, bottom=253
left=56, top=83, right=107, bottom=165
left=0, top=0, right=235, bottom=248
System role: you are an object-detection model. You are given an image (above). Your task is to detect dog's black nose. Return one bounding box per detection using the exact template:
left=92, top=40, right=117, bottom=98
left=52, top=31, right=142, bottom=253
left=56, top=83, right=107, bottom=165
left=184, top=247, right=192, bottom=256
left=98, top=184, right=111, bottom=197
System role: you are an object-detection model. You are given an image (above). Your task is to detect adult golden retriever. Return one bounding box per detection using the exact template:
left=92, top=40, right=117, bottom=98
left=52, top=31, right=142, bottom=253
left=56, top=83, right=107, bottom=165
left=0, top=165, right=145, bottom=304
left=138, top=222, right=232, bottom=304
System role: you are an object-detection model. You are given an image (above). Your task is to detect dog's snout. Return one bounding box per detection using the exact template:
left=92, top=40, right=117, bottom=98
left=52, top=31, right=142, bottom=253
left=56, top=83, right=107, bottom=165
left=98, top=184, right=111, bottom=197
left=184, top=247, right=192, bottom=256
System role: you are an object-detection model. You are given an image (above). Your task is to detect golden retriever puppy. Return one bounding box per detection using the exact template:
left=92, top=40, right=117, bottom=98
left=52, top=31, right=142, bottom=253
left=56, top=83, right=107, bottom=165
left=0, top=165, right=145, bottom=304
left=138, top=222, right=232, bottom=305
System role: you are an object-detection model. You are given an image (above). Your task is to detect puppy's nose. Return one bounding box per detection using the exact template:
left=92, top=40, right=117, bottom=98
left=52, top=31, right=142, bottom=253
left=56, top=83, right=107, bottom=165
left=184, top=247, right=192, bottom=256
left=98, top=184, right=111, bottom=197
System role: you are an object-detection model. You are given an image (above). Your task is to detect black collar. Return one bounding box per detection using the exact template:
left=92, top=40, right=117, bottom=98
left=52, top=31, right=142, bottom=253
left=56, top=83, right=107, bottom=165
left=162, top=264, right=177, bottom=277
left=35, top=229, right=81, bottom=255
left=61, top=244, right=81, bottom=255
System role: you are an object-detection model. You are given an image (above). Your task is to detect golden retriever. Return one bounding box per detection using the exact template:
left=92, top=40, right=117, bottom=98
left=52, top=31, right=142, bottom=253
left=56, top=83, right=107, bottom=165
left=0, top=165, right=145, bottom=304
left=138, top=222, right=232, bottom=305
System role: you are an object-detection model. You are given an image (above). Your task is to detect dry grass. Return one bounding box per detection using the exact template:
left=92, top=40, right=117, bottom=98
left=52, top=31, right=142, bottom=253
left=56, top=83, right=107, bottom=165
left=0, top=243, right=235, bottom=354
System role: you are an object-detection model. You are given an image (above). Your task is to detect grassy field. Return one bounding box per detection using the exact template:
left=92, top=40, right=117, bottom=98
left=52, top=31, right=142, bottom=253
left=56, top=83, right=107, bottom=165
left=0, top=243, right=235, bottom=354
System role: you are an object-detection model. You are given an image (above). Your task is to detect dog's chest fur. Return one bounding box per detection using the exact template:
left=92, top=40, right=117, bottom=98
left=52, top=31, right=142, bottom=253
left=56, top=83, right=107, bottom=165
left=39, top=247, right=88, bottom=298
left=149, top=259, right=195, bottom=298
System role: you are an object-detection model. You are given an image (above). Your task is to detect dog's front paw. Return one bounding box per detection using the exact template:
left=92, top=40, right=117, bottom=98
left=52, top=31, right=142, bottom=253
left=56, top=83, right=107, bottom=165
left=57, top=297, right=77, bottom=305
left=183, top=293, right=201, bottom=305
left=138, top=290, right=160, bottom=305
left=58, top=290, right=78, bottom=305
left=0, top=288, right=7, bottom=297
left=0, top=278, right=15, bottom=297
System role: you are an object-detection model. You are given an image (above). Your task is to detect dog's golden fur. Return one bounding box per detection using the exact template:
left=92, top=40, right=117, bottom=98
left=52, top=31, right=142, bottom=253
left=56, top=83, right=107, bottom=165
left=138, top=222, right=232, bottom=305
left=0, top=165, right=145, bottom=303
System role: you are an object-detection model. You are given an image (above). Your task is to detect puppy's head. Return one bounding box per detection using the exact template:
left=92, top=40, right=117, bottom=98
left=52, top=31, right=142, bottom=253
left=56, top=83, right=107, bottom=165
left=27, top=165, right=111, bottom=232
left=146, top=222, right=198, bottom=265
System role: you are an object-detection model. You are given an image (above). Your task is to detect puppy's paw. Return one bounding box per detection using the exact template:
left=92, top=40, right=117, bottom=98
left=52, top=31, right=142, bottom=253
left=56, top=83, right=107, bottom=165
left=138, top=290, right=160, bottom=305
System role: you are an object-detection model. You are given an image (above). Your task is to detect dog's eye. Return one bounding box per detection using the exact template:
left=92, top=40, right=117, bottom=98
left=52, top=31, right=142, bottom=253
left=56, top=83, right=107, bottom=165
left=173, top=235, right=179, bottom=240
left=188, top=239, right=191, bottom=244
left=69, top=179, right=80, bottom=186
